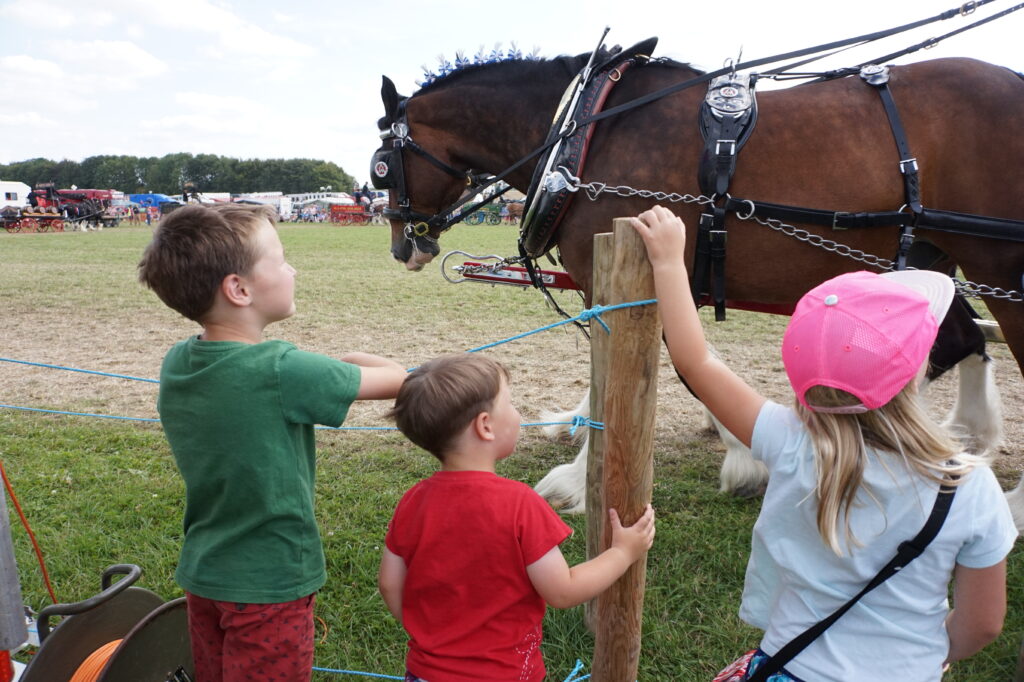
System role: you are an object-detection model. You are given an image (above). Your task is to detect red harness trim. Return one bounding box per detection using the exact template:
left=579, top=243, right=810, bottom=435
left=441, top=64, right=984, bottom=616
left=461, top=262, right=579, bottom=290
left=461, top=263, right=796, bottom=316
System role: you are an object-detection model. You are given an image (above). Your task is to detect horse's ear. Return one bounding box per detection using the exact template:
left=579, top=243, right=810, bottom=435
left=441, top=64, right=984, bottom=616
left=381, top=76, right=401, bottom=122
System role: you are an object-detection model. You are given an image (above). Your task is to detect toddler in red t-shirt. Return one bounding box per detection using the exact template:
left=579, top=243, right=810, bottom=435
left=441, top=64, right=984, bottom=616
left=379, top=354, right=655, bottom=682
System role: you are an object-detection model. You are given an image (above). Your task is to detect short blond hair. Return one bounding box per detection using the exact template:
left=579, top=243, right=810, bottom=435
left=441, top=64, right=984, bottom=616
left=137, top=203, right=278, bottom=321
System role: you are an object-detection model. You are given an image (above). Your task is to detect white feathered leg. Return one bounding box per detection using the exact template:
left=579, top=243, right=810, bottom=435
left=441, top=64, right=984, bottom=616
left=708, top=409, right=769, bottom=498
left=533, top=433, right=589, bottom=514
left=945, top=353, right=1003, bottom=456
left=539, top=389, right=590, bottom=442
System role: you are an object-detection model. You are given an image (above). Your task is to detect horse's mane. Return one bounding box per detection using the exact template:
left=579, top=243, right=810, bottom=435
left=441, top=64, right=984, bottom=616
left=413, top=45, right=702, bottom=96
left=413, top=52, right=587, bottom=95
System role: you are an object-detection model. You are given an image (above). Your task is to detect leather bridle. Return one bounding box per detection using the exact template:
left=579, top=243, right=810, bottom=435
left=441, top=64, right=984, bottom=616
left=371, top=100, right=512, bottom=247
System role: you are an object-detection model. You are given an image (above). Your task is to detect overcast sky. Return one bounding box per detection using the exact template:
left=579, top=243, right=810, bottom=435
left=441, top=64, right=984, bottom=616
left=2, top=0, right=1021, bottom=189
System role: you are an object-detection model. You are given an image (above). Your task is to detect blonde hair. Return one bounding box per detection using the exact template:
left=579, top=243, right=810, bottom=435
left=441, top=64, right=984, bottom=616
left=797, top=381, right=983, bottom=555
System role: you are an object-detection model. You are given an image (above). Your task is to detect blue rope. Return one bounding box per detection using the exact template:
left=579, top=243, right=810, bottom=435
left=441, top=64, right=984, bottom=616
left=2, top=300, right=655, bottom=430
left=0, top=406, right=608, bottom=438
left=309, top=660, right=591, bottom=680
left=465, top=299, right=655, bottom=354
left=569, top=416, right=603, bottom=437
left=563, top=659, right=591, bottom=681
left=0, top=357, right=158, bottom=383
left=0, top=404, right=161, bottom=423
left=310, top=666, right=402, bottom=679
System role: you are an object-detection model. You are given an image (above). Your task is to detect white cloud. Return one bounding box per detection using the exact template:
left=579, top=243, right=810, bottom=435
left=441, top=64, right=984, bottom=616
left=0, top=1, right=74, bottom=28
left=46, top=40, right=167, bottom=83
left=139, top=114, right=252, bottom=135
left=0, top=55, right=63, bottom=78
left=174, top=92, right=265, bottom=115
left=125, top=0, right=313, bottom=59
left=0, top=112, right=58, bottom=129
left=0, top=1, right=117, bottom=29
left=0, top=56, right=98, bottom=115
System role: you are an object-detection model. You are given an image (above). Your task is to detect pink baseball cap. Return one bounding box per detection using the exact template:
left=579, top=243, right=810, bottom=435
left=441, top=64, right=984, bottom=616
left=782, top=270, right=955, bottom=413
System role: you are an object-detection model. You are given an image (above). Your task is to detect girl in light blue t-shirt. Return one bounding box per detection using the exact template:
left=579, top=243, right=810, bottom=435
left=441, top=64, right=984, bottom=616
left=631, top=206, right=1016, bottom=682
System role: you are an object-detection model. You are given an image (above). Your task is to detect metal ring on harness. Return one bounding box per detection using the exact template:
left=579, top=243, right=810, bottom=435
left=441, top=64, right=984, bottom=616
left=960, top=1, right=977, bottom=16
left=609, top=68, right=622, bottom=82
left=412, top=222, right=430, bottom=237
left=735, top=199, right=756, bottom=220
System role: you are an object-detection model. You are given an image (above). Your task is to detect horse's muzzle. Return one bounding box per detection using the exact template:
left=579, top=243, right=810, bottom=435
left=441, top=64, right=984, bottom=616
left=391, top=234, right=439, bottom=270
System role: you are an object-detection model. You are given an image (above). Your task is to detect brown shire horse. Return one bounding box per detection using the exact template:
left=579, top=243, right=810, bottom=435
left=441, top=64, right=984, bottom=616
left=374, top=48, right=1024, bottom=504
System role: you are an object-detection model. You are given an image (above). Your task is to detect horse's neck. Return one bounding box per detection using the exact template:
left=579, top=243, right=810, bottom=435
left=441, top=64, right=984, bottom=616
left=412, top=64, right=577, bottom=188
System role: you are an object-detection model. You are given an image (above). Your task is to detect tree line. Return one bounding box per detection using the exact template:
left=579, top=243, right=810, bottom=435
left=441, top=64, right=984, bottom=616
left=0, top=153, right=356, bottom=196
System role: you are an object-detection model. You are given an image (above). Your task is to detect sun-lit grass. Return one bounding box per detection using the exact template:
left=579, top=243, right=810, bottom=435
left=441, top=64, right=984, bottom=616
left=0, top=223, right=1019, bottom=680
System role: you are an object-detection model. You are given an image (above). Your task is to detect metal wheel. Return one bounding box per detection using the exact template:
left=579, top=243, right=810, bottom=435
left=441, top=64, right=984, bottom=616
left=19, top=218, right=38, bottom=233
left=96, top=597, right=192, bottom=682
left=52, top=220, right=65, bottom=232
left=21, top=565, right=164, bottom=682
left=486, top=213, right=501, bottom=225
left=465, top=212, right=484, bottom=225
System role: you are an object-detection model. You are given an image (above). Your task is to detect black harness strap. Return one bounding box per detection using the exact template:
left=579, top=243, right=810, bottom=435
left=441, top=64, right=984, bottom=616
left=861, top=65, right=920, bottom=270
left=694, top=75, right=758, bottom=320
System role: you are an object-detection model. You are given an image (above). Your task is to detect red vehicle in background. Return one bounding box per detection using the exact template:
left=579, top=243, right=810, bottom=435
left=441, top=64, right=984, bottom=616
left=1, top=183, right=123, bottom=232
left=329, top=203, right=372, bottom=225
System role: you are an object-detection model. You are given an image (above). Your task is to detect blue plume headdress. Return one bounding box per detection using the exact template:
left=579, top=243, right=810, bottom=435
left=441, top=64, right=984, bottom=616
left=417, top=43, right=541, bottom=89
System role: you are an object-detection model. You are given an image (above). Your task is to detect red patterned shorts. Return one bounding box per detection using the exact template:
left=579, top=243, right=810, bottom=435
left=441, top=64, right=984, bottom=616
left=185, top=592, right=316, bottom=682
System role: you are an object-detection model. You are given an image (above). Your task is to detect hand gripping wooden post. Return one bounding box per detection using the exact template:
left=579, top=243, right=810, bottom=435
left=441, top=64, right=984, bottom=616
left=585, top=218, right=661, bottom=681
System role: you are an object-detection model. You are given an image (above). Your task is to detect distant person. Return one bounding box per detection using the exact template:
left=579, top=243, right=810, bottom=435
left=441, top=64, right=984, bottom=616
left=379, top=354, right=656, bottom=682
left=138, top=203, right=407, bottom=681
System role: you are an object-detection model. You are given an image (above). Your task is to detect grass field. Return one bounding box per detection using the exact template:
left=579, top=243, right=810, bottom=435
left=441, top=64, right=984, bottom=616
left=0, top=223, right=1021, bottom=680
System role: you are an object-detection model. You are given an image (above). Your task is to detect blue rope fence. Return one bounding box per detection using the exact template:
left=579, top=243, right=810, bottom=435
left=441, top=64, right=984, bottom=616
left=309, top=658, right=591, bottom=680
left=0, top=298, right=651, bottom=431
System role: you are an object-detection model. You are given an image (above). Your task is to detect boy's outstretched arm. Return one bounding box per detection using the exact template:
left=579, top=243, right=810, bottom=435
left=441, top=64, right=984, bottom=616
left=341, top=352, right=407, bottom=400
left=378, top=547, right=406, bottom=623
left=629, top=206, right=765, bottom=446
left=526, top=505, right=655, bottom=609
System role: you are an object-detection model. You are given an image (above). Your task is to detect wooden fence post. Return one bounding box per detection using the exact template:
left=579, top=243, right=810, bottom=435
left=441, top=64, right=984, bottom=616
left=586, top=218, right=661, bottom=681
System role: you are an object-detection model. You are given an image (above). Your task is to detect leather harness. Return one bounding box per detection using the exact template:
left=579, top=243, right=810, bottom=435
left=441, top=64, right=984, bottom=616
left=690, top=63, right=926, bottom=320
left=519, top=38, right=658, bottom=259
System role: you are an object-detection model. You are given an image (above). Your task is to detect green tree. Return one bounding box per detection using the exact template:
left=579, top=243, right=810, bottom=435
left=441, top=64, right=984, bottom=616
left=2, top=153, right=357, bottom=195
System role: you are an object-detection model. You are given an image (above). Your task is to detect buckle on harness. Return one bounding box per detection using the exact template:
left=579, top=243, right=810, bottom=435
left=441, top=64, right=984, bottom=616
left=716, top=139, right=737, bottom=156
left=832, top=212, right=850, bottom=230
left=899, top=157, right=919, bottom=174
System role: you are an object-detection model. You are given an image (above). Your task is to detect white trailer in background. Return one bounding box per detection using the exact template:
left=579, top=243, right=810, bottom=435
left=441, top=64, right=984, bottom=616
left=238, top=192, right=292, bottom=221
left=0, top=181, right=31, bottom=209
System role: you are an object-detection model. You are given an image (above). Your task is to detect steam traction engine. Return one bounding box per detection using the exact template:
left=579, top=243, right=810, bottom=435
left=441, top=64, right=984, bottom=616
left=0, top=184, right=122, bottom=233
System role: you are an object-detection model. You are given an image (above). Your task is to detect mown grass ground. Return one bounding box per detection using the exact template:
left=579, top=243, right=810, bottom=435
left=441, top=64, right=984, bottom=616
left=0, top=223, right=1020, bottom=680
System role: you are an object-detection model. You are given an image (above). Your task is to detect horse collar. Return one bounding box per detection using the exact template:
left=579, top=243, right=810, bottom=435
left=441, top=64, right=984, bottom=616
left=519, top=37, right=659, bottom=259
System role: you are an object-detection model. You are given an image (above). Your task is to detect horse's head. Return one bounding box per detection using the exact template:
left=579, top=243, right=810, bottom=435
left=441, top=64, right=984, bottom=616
left=372, top=76, right=472, bottom=271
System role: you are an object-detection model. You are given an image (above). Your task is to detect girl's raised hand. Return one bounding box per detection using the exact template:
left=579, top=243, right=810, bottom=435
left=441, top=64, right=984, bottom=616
left=628, top=205, right=687, bottom=268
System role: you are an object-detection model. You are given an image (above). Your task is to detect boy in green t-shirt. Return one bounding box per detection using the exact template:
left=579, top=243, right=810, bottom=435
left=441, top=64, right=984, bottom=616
left=139, top=203, right=405, bottom=681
